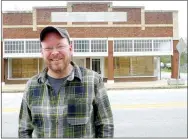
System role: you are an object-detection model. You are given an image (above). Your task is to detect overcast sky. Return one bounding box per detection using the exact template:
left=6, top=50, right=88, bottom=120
left=2, top=1, right=187, bottom=38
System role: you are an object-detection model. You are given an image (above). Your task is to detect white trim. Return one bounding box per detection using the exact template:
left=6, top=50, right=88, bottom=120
left=3, top=37, right=173, bottom=41
left=106, top=39, right=109, bottom=53
left=3, top=41, right=5, bottom=59
left=90, top=57, right=104, bottom=78
left=72, top=38, right=108, bottom=40
left=2, top=11, right=32, bottom=13
left=32, top=8, right=37, bottom=31
left=145, top=24, right=173, bottom=27
left=157, top=57, right=161, bottom=80
left=114, top=76, right=157, bottom=78
left=2, top=82, right=5, bottom=86
left=145, top=10, right=178, bottom=12
left=68, top=2, right=112, bottom=5
left=73, top=52, right=108, bottom=57
left=113, top=37, right=172, bottom=40
left=3, top=24, right=174, bottom=28
left=24, top=40, right=26, bottom=53
left=173, top=12, right=179, bottom=39
left=107, top=80, right=114, bottom=84
left=152, top=40, right=154, bottom=51
left=171, top=39, right=174, bottom=54
left=33, top=6, right=67, bottom=9
left=101, top=57, right=104, bottom=79
left=113, top=6, right=144, bottom=8
left=141, top=8, right=145, bottom=30
left=114, top=52, right=173, bottom=56
left=7, top=78, right=30, bottom=80
left=4, top=53, right=42, bottom=58
left=108, top=37, right=114, bottom=41
left=3, top=25, right=33, bottom=28
left=4, top=39, right=40, bottom=41
left=154, top=57, right=158, bottom=77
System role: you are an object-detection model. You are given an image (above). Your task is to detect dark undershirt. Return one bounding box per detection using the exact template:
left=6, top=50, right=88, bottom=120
left=47, top=74, right=70, bottom=96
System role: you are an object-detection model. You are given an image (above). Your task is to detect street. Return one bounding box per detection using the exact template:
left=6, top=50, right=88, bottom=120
left=2, top=89, right=187, bottom=137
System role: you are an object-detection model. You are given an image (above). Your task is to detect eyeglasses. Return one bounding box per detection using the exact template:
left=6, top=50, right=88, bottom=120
left=42, top=45, right=69, bottom=52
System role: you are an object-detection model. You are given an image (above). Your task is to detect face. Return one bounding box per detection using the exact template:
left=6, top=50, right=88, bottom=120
left=41, top=32, right=72, bottom=74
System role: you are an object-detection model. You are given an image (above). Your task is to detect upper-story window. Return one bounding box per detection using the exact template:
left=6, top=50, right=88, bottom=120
left=4, top=41, right=24, bottom=53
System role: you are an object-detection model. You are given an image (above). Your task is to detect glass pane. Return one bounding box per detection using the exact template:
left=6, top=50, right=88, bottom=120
left=92, top=59, right=101, bottom=74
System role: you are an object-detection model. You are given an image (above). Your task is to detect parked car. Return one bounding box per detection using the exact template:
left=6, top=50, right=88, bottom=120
left=166, top=63, right=171, bottom=69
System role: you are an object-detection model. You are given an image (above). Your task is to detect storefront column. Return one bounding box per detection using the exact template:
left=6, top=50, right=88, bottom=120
left=171, top=40, right=179, bottom=78
left=107, top=40, right=114, bottom=84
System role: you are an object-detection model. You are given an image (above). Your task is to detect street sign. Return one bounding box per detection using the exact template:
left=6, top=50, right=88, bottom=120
left=175, top=38, right=187, bottom=88
left=176, top=38, right=187, bottom=54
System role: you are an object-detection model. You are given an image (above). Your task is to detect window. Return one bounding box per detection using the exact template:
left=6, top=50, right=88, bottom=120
left=73, top=40, right=89, bottom=52
left=91, top=40, right=107, bottom=52
left=114, top=40, right=132, bottom=52
left=26, top=40, right=41, bottom=53
left=153, top=40, right=171, bottom=51
left=134, top=40, right=152, bottom=52
left=4, top=41, right=24, bottom=53
left=11, top=58, right=38, bottom=78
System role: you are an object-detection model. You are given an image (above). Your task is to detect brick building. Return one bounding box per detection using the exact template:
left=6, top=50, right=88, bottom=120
left=2, top=2, right=180, bottom=84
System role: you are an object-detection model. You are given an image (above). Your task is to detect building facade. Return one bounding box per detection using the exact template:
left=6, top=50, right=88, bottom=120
left=2, top=2, right=180, bottom=84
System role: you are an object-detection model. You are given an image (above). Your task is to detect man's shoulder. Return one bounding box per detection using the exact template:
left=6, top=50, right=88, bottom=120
left=78, top=67, right=102, bottom=84
left=79, top=66, right=99, bottom=76
left=26, top=73, right=42, bottom=87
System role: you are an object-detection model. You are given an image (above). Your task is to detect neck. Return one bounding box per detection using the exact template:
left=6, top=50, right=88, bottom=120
left=47, top=64, right=73, bottom=79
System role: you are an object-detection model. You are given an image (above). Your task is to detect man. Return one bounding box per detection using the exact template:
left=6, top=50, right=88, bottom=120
left=18, top=26, right=114, bottom=138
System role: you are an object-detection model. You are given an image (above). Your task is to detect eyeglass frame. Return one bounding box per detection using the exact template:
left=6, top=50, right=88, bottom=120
left=41, top=45, right=71, bottom=52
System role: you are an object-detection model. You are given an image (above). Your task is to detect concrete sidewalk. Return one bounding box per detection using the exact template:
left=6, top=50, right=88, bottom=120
left=2, top=79, right=187, bottom=93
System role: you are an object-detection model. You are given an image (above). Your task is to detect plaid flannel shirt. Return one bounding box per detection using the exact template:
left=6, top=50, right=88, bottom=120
left=18, top=61, right=114, bottom=138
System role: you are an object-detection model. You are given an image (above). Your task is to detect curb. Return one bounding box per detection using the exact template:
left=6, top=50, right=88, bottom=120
left=2, top=86, right=187, bottom=93
left=107, top=86, right=187, bottom=90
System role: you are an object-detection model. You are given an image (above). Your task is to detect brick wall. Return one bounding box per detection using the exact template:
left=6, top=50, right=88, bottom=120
left=112, top=8, right=141, bottom=24
left=3, top=27, right=173, bottom=38
left=3, top=13, right=32, bottom=25
left=36, top=8, right=67, bottom=25
left=72, top=3, right=109, bottom=12
left=145, top=12, right=173, bottom=24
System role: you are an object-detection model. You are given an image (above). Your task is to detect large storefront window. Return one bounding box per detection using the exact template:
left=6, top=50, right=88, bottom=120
left=104, top=56, right=154, bottom=77
left=11, top=58, right=44, bottom=78
left=131, top=56, right=154, bottom=76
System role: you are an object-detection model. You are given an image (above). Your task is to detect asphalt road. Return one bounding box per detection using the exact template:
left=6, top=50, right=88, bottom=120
left=2, top=89, right=187, bottom=137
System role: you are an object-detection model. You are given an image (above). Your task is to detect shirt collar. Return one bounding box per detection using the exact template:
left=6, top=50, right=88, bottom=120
left=37, top=61, right=83, bottom=84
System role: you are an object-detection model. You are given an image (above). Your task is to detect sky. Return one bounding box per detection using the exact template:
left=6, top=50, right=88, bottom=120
left=1, top=1, right=187, bottom=38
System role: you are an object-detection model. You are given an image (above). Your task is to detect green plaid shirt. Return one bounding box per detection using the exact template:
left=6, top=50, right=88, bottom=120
left=18, top=61, right=114, bottom=138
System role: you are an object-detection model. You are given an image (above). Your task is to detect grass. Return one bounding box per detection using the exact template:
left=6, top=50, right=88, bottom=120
left=161, top=68, right=171, bottom=72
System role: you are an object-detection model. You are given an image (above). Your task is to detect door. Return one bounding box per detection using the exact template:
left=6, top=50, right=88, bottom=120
left=92, top=59, right=101, bottom=75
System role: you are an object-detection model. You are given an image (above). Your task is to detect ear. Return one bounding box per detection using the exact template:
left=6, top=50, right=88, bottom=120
left=69, top=44, right=73, bottom=55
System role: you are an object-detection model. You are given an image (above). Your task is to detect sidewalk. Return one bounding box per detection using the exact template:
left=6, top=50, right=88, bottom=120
left=2, top=79, right=187, bottom=93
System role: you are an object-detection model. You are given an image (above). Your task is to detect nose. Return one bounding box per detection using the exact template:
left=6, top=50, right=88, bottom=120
left=51, top=48, right=60, bottom=55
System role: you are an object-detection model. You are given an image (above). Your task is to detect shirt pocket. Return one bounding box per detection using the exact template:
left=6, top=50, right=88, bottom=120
left=67, top=98, right=90, bottom=118
left=67, top=117, right=89, bottom=125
